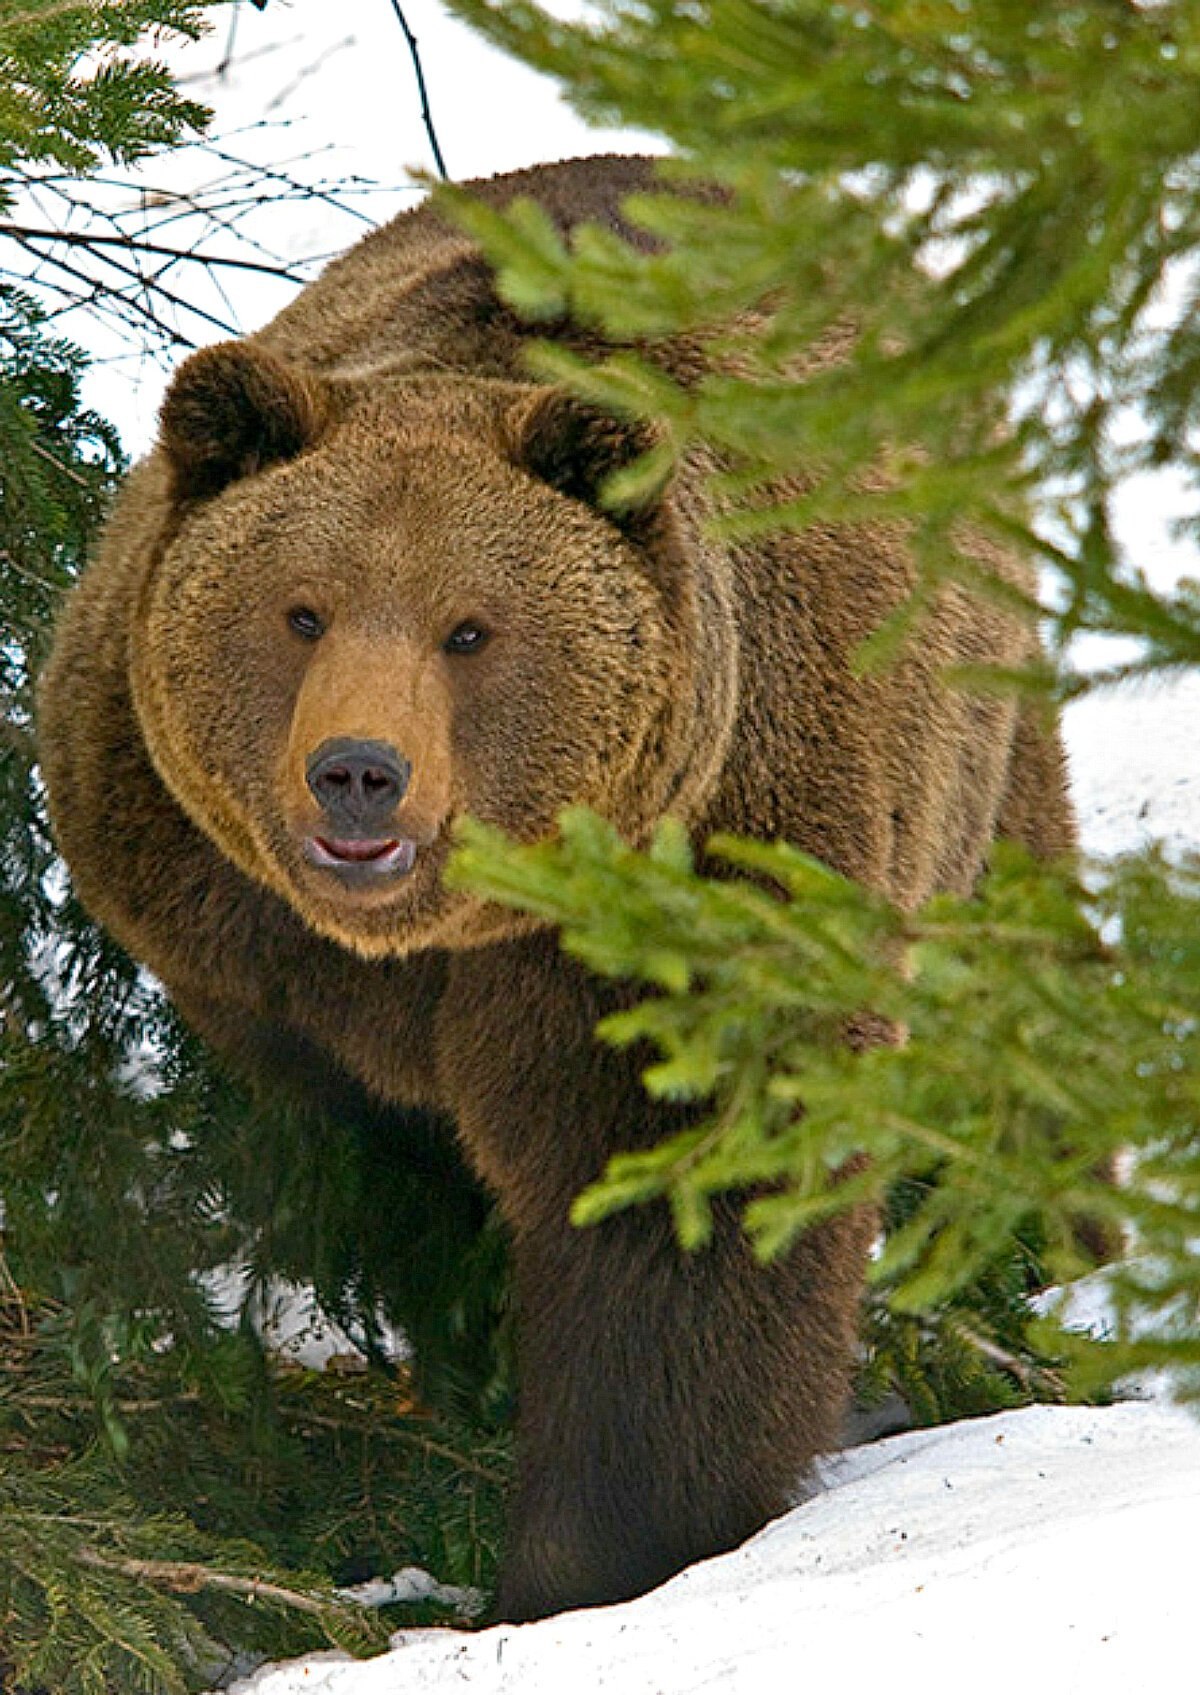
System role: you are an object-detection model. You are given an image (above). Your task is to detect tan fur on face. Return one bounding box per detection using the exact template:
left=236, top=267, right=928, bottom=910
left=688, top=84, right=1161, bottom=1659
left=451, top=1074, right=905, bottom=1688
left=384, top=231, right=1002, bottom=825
left=119, top=374, right=718, bottom=958
left=283, top=629, right=453, bottom=847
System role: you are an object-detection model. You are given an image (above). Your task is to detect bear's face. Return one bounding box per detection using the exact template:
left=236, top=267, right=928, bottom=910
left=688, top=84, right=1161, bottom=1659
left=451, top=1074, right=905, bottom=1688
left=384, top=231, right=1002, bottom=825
left=132, top=345, right=681, bottom=957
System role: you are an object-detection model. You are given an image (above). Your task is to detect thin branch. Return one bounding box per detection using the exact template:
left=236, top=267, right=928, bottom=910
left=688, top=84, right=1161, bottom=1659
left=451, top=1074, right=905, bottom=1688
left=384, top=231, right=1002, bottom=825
left=948, top=1317, right=1064, bottom=1396
left=0, top=548, right=67, bottom=597
left=0, top=221, right=306, bottom=283
left=215, top=0, right=240, bottom=80
left=75, top=1547, right=339, bottom=1619
left=264, top=34, right=356, bottom=117
left=0, top=1242, right=30, bottom=1337
left=3, top=231, right=197, bottom=347
left=26, top=437, right=96, bottom=492
left=0, top=1385, right=203, bottom=1414
left=199, top=139, right=383, bottom=227
left=386, top=0, right=450, bottom=182
left=19, top=224, right=245, bottom=340
left=4, top=122, right=396, bottom=362
left=280, top=1406, right=508, bottom=1483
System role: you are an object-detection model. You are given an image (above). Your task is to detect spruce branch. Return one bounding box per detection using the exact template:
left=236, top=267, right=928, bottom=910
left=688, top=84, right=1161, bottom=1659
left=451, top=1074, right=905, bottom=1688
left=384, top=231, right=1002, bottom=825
left=279, top=1406, right=509, bottom=1485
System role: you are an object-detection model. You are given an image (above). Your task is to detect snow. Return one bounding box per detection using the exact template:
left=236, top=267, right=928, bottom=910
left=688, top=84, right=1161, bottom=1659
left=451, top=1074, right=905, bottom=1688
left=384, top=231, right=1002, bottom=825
left=1066, top=672, right=1200, bottom=860
left=202, top=1266, right=408, bottom=1372
left=221, top=1402, right=1198, bottom=1695
left=336, top=1567, right=484, bottom=1619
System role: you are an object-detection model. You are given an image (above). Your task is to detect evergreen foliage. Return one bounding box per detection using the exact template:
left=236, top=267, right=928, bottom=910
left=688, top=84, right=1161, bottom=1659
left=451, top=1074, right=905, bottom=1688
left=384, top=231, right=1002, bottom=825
left=437, top=0, right=1200, bottom=1405
left=445, top=0, right=1200, bottom=683
left=0, top=1, right=210, bottom=186
left=450, top=815, right=1200, bottom=1399
left=0, top=294, right=508, bottom=1694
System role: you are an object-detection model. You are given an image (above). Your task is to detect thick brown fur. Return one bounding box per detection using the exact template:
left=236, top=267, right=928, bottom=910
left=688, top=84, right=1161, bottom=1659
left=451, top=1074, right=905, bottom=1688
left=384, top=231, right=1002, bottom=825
left=38, top=155, right=1075, bottom=1622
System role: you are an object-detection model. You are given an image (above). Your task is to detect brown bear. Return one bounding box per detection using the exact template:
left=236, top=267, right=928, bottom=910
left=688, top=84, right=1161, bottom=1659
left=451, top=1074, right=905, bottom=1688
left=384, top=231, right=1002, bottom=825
left=37, top=154, right=1073, bottom=1623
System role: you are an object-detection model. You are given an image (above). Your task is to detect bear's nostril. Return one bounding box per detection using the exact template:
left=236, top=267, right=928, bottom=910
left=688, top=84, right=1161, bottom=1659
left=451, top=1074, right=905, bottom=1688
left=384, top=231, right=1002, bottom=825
left=305, top=737, right=411, bottom=826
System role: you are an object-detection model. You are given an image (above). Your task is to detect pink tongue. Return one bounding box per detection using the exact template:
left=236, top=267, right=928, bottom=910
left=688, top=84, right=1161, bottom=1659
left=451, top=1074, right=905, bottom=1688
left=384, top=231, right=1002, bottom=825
left=320, top=838, right=398, bottom=863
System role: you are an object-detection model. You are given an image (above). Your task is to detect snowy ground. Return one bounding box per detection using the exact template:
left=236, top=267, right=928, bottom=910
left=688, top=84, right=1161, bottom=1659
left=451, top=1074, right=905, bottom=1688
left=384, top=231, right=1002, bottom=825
left=222, top=1401, right=1198, bottom=1695
left=1066, top=671, right=1200, bottom=860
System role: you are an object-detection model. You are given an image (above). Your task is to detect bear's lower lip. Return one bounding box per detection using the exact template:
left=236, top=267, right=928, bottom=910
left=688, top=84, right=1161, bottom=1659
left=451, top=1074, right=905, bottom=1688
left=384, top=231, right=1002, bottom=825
left=303, top=836, right=418, bottom=878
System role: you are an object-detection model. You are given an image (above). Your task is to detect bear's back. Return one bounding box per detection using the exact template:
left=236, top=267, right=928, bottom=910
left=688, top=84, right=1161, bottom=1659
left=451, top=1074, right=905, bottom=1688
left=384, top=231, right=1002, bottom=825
left=255, top=154, right=663, bottom=379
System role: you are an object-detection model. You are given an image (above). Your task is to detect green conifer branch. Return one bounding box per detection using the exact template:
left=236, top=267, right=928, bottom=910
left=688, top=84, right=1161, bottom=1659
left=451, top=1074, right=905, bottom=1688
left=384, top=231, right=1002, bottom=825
left=443, top=1, right=1200, bottom=684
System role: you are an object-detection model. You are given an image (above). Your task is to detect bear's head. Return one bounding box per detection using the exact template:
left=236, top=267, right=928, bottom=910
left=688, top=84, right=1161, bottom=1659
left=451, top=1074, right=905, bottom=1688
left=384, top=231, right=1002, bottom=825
left=131, top=342, right=721, bottom=958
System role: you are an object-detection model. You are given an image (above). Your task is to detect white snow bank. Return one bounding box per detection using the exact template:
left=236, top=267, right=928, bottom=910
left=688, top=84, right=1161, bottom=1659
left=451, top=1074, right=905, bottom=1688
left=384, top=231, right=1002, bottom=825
left=1065, top=670, right=1200, bottom=860
left=221, top=1400, right=1198, bottom=1695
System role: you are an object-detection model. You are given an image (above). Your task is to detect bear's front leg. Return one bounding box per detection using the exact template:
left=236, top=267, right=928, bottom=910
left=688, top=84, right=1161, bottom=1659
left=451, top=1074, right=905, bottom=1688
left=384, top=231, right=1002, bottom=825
left=438, top=937, right=874, bottom=1623
left=495, top=1198, right=870, bottom=1621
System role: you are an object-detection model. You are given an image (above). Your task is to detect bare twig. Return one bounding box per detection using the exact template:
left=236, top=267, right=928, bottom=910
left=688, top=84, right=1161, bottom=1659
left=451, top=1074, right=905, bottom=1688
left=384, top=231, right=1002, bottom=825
left=0, top=1238, right=30, bottom=1336
left=76, top=1547, right=340, bottom=1618
left=215, top=0, right=240, bottom=80
left=2, top=102, right=398, bottom=360
left=280, top=1405, right=507, bottom=1483
left=199, top=135, right=382, bottom=226
left=7, top=214, right=268, bottom=341
left=0, top=1387, right=203, bottom=1414
left=949, top=1318, right=1064, bottom=1396
left=27, top=438, right=96, bottom=492
left=0, top=550, right=64, bottom=597
left=264, top=34, right=356, bottom=116
left=0, top=222, right=306, bottom=283
left=386, top=0, right=449, bottom=182
left=4, top=230, right=197, bottom=347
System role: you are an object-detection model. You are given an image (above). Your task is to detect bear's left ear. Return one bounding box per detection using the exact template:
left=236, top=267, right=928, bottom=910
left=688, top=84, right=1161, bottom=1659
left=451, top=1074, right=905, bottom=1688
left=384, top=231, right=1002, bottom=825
left=159, top=342, right=334, bottom=504
left=505, top=389, right=671, bottom=540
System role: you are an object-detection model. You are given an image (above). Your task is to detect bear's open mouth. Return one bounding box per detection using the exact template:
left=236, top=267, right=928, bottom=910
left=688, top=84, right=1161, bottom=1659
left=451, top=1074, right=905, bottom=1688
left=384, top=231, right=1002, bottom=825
left=303, top=836, right=418, bottom=879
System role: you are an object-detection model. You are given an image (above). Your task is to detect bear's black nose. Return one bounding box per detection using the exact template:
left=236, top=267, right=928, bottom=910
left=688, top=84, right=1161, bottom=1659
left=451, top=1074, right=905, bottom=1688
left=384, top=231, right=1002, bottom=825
left=305, top=737, right=411, bottom=828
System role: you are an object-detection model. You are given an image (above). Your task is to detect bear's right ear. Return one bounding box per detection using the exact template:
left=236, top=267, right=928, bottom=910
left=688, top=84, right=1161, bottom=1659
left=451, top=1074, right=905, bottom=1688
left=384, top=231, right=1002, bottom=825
left=159, top=343, right=333, bottom=504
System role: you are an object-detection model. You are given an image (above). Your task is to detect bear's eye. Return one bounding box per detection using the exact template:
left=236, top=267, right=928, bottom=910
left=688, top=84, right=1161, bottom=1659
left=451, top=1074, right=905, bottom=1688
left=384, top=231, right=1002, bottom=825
left=287, top=606, right=325, bottom=641
left=444, top=620, right=490, bottom=656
